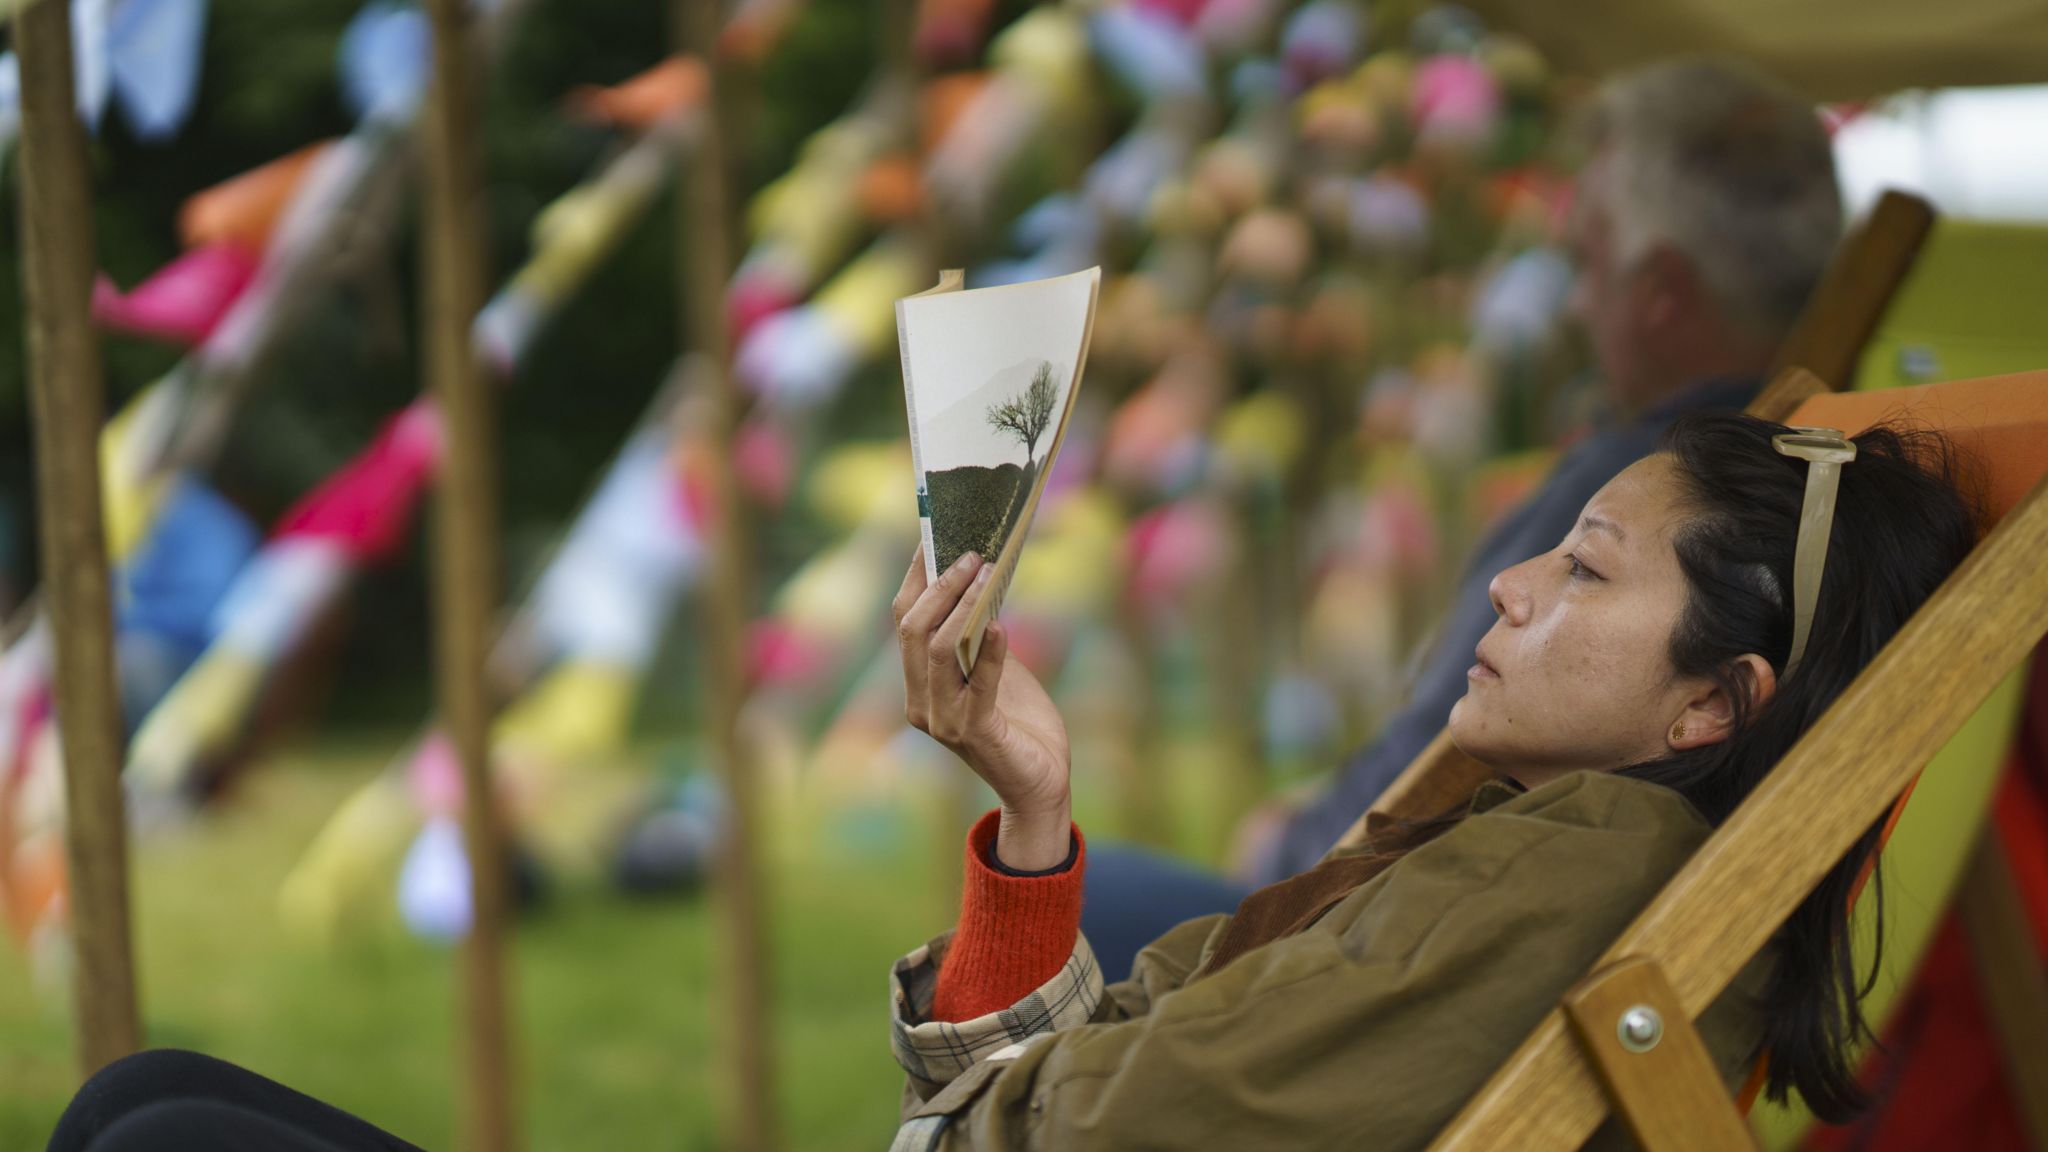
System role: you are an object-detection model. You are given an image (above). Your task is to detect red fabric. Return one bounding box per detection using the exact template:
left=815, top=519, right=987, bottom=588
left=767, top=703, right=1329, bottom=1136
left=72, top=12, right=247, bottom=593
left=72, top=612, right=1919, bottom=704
left=275, top=402, right=441, bottom=562
left=931, top=809, right=1087, bottom=1023
left=1804, top=649, right=2048, bottom=1151
left=1804, top=916, right=2026, bottom=1152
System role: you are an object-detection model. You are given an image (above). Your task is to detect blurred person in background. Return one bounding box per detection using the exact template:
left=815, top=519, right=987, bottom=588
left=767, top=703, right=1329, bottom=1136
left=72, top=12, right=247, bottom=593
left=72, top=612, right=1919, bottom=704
left=1082, top=56, right=1846, bottom=982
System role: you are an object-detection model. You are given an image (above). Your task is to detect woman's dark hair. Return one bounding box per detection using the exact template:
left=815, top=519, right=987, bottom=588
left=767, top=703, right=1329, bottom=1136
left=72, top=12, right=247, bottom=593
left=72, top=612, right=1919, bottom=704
left=1613, top=410, right=1978, bottom=1119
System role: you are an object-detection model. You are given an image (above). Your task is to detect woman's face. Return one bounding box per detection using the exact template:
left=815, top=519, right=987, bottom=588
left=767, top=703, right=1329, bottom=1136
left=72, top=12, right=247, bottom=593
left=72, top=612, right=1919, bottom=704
left=1449, top=454, right=1723, bottom=789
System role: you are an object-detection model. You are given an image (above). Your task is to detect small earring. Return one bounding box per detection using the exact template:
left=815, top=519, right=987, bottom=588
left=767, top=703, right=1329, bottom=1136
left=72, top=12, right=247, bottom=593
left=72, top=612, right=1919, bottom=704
left=1671, top=722, right=1687, bottom=741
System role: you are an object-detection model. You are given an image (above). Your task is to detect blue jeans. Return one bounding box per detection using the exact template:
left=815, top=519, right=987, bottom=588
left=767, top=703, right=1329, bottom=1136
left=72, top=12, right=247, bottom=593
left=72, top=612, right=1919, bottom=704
left=1081, top=843, right=1251, bottom=984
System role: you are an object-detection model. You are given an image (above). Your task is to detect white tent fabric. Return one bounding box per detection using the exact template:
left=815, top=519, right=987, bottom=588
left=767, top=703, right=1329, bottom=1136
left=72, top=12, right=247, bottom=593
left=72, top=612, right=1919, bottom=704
left=1464, top=0, right=2048, bottom=101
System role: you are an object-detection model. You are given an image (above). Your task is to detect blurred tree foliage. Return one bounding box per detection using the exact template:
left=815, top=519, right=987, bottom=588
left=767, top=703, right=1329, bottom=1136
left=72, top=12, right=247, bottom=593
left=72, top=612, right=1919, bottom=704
left=0, top=0, right=878, bottom=721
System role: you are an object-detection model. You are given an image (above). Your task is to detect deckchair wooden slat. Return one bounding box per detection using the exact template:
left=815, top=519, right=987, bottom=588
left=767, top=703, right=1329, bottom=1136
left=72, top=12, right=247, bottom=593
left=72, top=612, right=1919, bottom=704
left=1428, top=471, right=2048, bottom=1151
left=1957, top=827, right=2048, bottom=1150
left=1746, top=366, right=1830, bottom=424
left=16, top=0, right=143, bottom=1075
left=1768, top=190, right=1935, bottom=391
left=420, top=0, right=518, bottom=1147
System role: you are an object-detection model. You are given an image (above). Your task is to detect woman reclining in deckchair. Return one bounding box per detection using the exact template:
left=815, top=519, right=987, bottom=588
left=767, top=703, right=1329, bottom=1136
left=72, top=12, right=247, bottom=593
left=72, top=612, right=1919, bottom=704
left=885, top=412, right=1976, bottom=1151
left=39, top=413, right=1974, bottom=1151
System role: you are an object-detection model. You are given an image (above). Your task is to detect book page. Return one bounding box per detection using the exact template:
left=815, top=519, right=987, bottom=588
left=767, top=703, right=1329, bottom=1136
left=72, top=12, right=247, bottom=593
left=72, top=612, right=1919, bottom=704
left=898, top=266, right=1100, bottom=675
left=896, top=268, right=965, bottom=584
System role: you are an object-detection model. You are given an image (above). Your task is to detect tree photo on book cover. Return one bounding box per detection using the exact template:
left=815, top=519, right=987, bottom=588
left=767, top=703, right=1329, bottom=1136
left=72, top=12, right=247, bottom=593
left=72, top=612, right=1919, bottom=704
left=927, top=358, right=1059, bottom=572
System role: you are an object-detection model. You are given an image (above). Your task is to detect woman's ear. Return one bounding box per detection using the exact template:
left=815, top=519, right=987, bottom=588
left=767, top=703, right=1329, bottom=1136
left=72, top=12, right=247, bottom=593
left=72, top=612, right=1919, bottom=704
left=1667, top=654, right=1778, bottom=751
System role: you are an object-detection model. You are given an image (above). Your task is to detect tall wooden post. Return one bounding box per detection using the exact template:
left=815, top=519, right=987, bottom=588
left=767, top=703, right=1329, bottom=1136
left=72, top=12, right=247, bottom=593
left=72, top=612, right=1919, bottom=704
left=678, top=3, right=777, bottom=1150
left=421, top=1, right=517, bottom=1148
left=14, top=0, right=142, bottom=1076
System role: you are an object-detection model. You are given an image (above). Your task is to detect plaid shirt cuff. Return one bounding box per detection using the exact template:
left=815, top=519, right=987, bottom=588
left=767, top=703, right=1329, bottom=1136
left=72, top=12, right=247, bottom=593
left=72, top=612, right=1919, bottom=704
left=890, top=927, right=1104, bottom=1091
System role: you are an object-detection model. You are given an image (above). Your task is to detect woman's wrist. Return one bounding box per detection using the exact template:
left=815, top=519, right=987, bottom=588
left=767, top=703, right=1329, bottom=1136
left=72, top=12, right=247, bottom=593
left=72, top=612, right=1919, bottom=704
left=994, top=794, right=1073, bottom=872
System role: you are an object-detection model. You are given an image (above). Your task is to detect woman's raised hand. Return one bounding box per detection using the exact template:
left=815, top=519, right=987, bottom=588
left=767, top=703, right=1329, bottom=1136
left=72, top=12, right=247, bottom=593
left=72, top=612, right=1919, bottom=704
left=894, top=547, right=1072, bottom=870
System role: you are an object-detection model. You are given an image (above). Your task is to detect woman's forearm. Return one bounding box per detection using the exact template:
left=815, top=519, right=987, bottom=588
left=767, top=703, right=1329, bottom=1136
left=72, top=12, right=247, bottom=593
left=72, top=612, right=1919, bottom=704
left=929, top=809, right=1088, bottom=1022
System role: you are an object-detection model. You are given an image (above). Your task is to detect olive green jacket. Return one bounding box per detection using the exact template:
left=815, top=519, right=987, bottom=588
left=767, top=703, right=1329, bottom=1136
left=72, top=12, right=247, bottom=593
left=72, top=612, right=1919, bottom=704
left=889, top=770, right=1775, bottom=1151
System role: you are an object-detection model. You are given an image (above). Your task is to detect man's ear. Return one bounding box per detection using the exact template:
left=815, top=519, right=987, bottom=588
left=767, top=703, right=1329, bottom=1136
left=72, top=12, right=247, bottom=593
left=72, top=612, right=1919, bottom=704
left=1638, top=245, right=1703, bottom=333
left=1667, top=654, right=1778, bottom=750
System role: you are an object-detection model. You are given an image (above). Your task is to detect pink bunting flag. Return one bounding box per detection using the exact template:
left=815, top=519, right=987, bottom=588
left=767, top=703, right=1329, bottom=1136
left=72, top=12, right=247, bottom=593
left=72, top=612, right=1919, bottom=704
left=747, top=620, right=833, bottom=690
left=733, top=417, right=795, bottom=509
left=92, top=244, right=260, bottom=346
left=407, top=731, right=465, bottom=818
left=274, top=402, right=443, bottom=562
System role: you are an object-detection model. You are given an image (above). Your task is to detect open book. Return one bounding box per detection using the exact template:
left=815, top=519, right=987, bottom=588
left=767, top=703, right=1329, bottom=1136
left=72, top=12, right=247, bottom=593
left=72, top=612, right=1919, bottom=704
left=897, top=266, right=1101, bottom=676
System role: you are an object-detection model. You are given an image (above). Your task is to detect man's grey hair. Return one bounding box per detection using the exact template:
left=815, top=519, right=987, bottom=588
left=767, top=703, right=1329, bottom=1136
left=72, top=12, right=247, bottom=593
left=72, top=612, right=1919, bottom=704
left=1580, top=59, right=1843, bottom=339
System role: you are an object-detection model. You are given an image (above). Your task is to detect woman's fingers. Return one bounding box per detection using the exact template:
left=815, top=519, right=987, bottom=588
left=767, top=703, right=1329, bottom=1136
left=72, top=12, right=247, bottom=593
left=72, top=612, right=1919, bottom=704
left=898, top=550, right=979, bottom=729
left=902, top=551, right=980, bottom=640
left=930, top=560, right=992, bottom=675
left=963, top=621, right=1007, bottom=736
left=920, top=560, right=993, bottom=745
left=890, top=545, right=928, bottom=627
left=896, top=547, right=934, bottom=725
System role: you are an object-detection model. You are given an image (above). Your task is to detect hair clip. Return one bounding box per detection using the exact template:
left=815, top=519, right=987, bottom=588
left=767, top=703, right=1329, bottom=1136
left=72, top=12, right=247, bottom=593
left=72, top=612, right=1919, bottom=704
left=1771, top=427, right=1856, bottom=678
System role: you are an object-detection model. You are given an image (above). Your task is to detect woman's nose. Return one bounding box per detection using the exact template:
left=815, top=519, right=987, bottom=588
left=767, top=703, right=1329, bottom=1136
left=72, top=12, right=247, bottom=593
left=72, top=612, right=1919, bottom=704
left=1488, top=563, right=1532, bottom=627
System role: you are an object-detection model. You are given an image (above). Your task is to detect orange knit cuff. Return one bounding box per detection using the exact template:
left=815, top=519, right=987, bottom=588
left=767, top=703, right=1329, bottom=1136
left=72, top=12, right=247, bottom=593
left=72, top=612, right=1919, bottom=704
left=929, top=809, right=1087, bottom=1023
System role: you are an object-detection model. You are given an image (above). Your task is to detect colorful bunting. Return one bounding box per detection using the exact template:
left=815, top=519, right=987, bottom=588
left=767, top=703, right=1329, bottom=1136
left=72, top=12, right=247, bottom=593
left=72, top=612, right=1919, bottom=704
left=125, top=403, right=441, bottom=810
left=178, top=140, right=336, bottom=254
left=93, top=243, right=259, bottom=346
left=566, top=55, right=706, bottom=131
left=339, top=1, right=429, bottom=125
left=475, top=122, right=689, bottom=372
left=107, top=0, right=209, bottom=141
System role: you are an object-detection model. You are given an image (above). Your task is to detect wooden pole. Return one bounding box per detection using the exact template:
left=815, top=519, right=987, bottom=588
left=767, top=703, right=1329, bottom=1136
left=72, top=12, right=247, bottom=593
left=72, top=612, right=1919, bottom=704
left=13, top=0, right=142, bottom=1076
left=880, top=0, right=914, bottom=79
left=421, top=1, right=517, bottom=1148
left=678, top=4, right=778, bottom=1149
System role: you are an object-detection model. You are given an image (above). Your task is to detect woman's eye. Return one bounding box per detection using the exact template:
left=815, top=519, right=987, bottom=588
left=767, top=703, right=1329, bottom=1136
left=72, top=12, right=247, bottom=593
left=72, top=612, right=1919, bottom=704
left=1567, top=553, right=1599, bottom=581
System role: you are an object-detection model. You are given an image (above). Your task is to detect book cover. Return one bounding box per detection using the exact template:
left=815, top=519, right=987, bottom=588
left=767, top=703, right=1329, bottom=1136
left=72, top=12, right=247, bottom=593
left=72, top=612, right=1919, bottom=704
left=896, top=266, right=1101, bottom=675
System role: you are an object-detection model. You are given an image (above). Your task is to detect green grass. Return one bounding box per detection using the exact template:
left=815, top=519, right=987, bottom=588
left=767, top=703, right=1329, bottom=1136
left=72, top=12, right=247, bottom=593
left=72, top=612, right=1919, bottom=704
left=0, top=715, right=1252, bottom=1152
left=0, top=744, right=954, bottom=1151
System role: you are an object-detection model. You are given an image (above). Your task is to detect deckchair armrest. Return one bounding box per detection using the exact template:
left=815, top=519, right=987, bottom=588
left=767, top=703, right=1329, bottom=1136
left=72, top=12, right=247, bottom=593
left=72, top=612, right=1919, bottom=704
left=1563, top=957, right=1759, bottom=1152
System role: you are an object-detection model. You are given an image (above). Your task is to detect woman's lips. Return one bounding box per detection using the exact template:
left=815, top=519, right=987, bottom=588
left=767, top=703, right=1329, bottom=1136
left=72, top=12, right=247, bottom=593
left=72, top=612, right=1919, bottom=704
left=1468, top=649, right=1501, bottom=680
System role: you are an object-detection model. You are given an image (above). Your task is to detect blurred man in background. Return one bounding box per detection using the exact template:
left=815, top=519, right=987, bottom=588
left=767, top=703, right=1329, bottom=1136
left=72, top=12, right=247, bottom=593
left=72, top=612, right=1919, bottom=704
left=1083, top=56, right=1846, bottom=979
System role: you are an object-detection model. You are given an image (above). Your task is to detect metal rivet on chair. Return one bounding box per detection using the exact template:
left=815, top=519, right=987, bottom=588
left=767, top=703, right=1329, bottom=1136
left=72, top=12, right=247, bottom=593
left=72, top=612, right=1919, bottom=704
left=1617, top=1006, right=1663, bottom=1053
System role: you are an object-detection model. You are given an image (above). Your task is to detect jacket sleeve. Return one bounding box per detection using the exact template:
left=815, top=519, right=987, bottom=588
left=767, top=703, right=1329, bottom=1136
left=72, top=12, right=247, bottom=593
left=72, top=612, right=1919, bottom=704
left=891, top=789, right=1721, bottom=1152
left=890, top=912, right=1230, bottom=1114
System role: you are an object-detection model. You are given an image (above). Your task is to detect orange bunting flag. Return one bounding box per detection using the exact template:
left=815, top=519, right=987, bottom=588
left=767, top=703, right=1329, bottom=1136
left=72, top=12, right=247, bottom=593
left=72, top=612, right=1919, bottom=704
left=857, top=155, right=925, bottom=225
left=919, top=72, right=989, bottom=155
left=567, top=56, right=708, bottom=131
left=178, top=140, right=335, bottom=255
